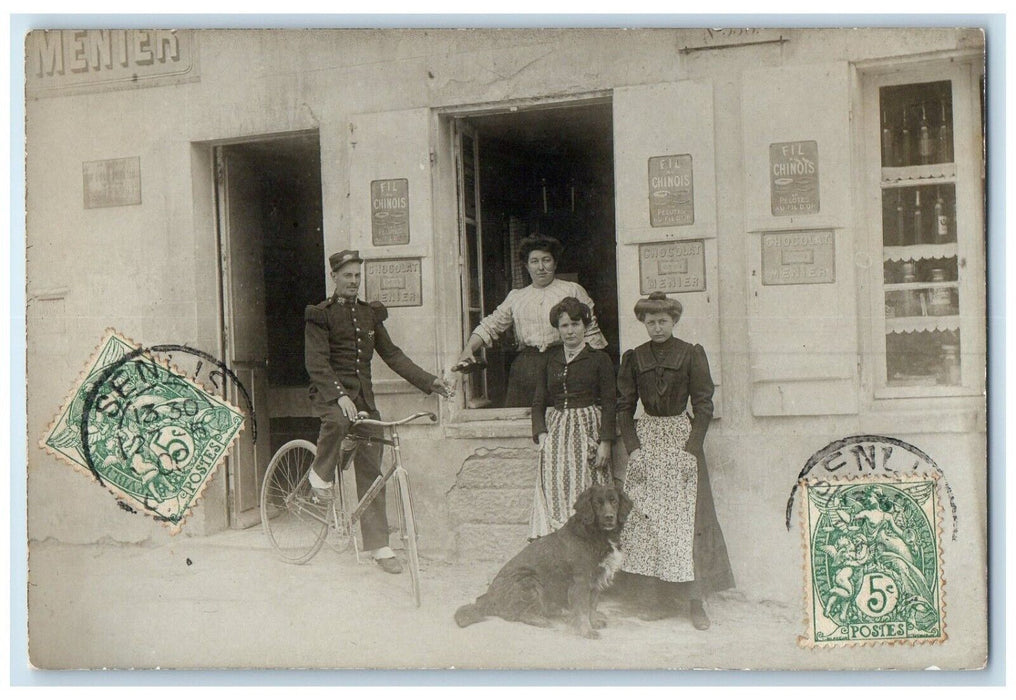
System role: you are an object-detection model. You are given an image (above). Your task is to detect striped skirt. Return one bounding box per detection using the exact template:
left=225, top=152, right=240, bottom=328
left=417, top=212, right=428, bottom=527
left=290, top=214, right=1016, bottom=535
left=620, top=413, right=698, bottom=582
left=529, top=405, right=610, bottom=539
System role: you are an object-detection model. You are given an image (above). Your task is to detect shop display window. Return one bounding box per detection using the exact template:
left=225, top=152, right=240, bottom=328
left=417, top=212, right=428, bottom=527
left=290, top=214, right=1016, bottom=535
left=866, top=64, right=984, bottom=398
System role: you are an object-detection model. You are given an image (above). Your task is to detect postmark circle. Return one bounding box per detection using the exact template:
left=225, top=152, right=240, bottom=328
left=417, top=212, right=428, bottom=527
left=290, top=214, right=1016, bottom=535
left=786, top=434, right=957, bottom=541
left=78, top=343, right=255, bottom=524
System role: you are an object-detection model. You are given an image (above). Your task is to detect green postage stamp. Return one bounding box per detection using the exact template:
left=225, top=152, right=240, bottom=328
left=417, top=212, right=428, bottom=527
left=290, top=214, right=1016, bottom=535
left=800, top=474, right=946, bottom=647
left=41, top=331, right=245, bottom=533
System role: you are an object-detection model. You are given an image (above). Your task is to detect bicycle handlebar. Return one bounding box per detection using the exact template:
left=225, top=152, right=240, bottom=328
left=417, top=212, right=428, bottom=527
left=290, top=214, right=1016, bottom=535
left=352, top=411, right=437, bottom=428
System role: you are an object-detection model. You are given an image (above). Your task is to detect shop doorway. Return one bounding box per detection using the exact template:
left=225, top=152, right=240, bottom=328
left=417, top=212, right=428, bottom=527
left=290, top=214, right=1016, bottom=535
left=454, top=101, right=618, bottom=409
left=214, top=132, right=324, bottom=527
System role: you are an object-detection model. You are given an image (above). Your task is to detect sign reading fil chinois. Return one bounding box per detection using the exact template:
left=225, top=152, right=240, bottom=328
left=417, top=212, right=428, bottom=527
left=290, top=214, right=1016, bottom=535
left=770, top=140, right=819, bottom=216
left=638, top=240, right=706, bottom=294
left=371, top=179, right=410, bottom=246
left=648, top=155, right=694, bottom=227
left=364, top=258, right=423, bottom=307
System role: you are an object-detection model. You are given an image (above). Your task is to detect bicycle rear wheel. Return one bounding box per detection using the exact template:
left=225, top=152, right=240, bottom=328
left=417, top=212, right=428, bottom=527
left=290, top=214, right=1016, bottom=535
left=260, top=440, right=330, bottom=564
left=392, top=468, right=422, bottom=607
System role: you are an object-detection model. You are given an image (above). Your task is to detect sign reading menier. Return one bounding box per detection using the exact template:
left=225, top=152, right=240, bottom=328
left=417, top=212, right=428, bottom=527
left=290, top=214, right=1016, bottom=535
left=27, top=30, right=197, bottom=97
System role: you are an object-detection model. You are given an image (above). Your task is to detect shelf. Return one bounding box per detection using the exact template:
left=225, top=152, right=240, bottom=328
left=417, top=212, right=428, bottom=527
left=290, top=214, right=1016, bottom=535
left=881, top=163, right=956, bottom=184
left=884, top=281, right=957, bottom=291
left=885, top=316, right=960, bottom=334
left=883, top=243, right=957, bottom=261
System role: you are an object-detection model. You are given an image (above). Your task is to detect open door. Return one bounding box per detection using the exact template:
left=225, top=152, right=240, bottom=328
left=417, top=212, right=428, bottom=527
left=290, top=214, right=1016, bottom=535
left=453, top=119, right=493, bottom=408
left=215, top=146, right=272, bottom=528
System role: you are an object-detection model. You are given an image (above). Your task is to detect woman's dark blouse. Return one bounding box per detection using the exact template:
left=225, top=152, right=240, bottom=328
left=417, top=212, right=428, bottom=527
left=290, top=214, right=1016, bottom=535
left=616, top=336, right=714, bottom=454
left=531, top=344, right=617, bottom=442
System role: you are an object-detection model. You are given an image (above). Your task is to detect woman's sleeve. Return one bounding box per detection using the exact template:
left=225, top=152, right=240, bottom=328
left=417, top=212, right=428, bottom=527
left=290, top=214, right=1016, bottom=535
left=531, top=355, right=549, bottom=442
left=597, top=352, right=617, bottom=443
left=573, top=283, right=608, bottom=350
left=616, top=349, right=641, bottom=453
left=686, top=343, right=715, bottom=454
left=474, top=289, right=517, bottom=346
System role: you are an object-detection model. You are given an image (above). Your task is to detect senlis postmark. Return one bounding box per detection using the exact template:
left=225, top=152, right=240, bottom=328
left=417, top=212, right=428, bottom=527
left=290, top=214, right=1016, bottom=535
left=800, top=474, right=946, bottom=647
left=41, top=330, right=245, bottom=533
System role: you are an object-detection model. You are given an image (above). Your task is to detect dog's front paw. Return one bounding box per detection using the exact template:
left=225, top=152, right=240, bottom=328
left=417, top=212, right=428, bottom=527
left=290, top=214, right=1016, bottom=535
left=590, top=611, right=607, bottom=629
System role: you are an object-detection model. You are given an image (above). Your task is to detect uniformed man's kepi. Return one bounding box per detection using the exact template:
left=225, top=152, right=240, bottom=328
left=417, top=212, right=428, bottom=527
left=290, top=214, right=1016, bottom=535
left=329, top=249, right=363, bottom=271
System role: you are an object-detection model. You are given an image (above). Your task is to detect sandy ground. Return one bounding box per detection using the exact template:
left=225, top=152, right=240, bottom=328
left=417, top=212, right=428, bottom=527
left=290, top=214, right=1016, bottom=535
left=24, top=528, right=969, bottom=672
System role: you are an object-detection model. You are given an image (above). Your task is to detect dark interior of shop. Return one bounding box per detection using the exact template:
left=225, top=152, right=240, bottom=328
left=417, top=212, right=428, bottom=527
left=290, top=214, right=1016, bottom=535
left=462, top=101, right=618, bottom=408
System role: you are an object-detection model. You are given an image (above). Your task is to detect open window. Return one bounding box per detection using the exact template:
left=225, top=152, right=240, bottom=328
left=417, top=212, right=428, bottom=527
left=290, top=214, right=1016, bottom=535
left=453, top=101, right=619, bottom=412
left=862, top=59, right=985, bottom=399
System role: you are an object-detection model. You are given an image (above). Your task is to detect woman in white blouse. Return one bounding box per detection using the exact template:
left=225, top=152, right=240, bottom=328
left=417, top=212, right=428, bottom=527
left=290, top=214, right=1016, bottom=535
left=455, top=235, right=608, bottom=407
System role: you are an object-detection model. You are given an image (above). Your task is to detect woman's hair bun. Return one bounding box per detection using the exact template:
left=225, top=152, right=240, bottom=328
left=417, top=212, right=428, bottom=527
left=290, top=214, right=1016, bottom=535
left=647, top=292, right=669, bottom=301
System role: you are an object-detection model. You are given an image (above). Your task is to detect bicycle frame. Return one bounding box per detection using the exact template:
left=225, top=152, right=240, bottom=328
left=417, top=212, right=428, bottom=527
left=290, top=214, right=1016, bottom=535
left=261, top=411, right=433, bottom=604
left=338, top=414, right=416, bottom=525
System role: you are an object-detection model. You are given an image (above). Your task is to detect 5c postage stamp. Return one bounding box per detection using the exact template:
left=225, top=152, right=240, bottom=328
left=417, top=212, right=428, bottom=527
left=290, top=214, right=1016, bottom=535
left=41, top=330, right=245, bottom=533
left=799, top=473, right=946, bottom=648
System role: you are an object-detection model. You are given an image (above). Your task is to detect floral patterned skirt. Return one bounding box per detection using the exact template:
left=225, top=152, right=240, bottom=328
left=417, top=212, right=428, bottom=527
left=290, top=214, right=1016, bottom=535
left=529, top=405, right=610, bottom=538
left=620, top=413, right=698, bottom=582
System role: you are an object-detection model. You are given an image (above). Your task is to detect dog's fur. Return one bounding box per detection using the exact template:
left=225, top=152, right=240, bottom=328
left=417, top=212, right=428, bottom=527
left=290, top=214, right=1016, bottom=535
left=454, top=484, right=633, bottom=638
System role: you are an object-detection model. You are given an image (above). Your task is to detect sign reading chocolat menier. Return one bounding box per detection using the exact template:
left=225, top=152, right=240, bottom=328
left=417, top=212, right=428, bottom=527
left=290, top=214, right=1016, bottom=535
left=770, top=140, right=819, bottom=216
left=364, top=258, right=423, bottom=307
left=371, top=179, right=410, bottom=246
left=648, top=155, right=694, bottom=227
left=638, top=240, right=706, bottom=294
left=761, top=230, right=835, bottom=285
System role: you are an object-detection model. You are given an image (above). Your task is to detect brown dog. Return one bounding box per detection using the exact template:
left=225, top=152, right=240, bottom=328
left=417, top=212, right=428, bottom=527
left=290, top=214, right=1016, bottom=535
left=454, top=484, right=632, bottom=638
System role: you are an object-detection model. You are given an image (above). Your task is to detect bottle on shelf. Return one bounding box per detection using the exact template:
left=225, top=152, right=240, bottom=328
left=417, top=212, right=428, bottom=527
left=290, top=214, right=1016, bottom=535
left=934, top=187, right=949, bottom=241
left=900, top=107, right=912, bottom=166
left=918, top=103, right=933, bottom=164
left=913, top=190, right=923, bottom=243
left=881, top=110, right=895, bottom=167
left=940, top=343, right=960, bottom=385
left=895, top=189, right=906, bottom=246
left=937, top=93, right=953, bottom=163
left=900, top=262, right=921, bottom=317
left=928, top=268, right=951, bottom=316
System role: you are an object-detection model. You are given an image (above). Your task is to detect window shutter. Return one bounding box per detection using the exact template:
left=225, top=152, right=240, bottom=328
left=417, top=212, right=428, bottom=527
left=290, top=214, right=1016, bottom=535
left=742, top=62, right=859, bottom=416
left=346, top=108, right=436, bottom=386
left=613, top=80, right=723, bottom=416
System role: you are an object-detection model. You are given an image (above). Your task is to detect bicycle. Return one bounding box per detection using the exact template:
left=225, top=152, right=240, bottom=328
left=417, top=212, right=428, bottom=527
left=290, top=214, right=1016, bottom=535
left=259, top=411, right=436, bottom=607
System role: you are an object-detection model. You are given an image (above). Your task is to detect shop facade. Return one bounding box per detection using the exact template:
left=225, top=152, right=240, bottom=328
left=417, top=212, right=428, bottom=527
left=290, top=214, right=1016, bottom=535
left=26, top=28, right=986, bottom=603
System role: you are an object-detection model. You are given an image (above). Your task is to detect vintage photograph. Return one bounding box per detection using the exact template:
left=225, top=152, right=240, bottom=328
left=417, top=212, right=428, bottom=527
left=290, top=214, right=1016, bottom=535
left=23, top=26, right=989, bottom=671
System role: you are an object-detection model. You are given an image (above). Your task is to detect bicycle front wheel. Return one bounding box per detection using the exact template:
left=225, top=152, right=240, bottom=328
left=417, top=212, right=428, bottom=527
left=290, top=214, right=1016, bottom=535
left=392, top=468, right=422, bottom=607
left=260, top=440, right=330, bottom=564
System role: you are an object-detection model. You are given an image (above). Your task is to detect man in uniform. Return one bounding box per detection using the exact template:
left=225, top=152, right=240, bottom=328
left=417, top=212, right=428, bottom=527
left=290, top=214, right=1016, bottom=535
left=305, top=249, right=453, bottom=574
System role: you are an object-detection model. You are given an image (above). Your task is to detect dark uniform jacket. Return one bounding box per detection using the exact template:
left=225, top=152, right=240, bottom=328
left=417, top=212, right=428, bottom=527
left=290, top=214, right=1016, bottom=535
left=304, top=294, right=436, bottom=411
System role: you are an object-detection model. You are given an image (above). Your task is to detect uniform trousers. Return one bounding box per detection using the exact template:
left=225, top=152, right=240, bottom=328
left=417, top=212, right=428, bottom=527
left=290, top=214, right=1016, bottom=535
left=310, top=396, right=388, bottom=552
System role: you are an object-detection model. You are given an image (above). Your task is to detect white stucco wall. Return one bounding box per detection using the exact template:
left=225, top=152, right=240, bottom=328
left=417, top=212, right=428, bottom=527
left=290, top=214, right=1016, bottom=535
left=26, top=28, right=986, bottom=607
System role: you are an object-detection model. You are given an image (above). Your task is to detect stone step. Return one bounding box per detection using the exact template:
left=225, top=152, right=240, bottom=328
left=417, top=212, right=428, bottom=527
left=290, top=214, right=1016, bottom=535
left=455, top=522, right=530, bottom=562
left=455, top=449, right=538, bottom=489
left=446, top=487, right=532, bottom=525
